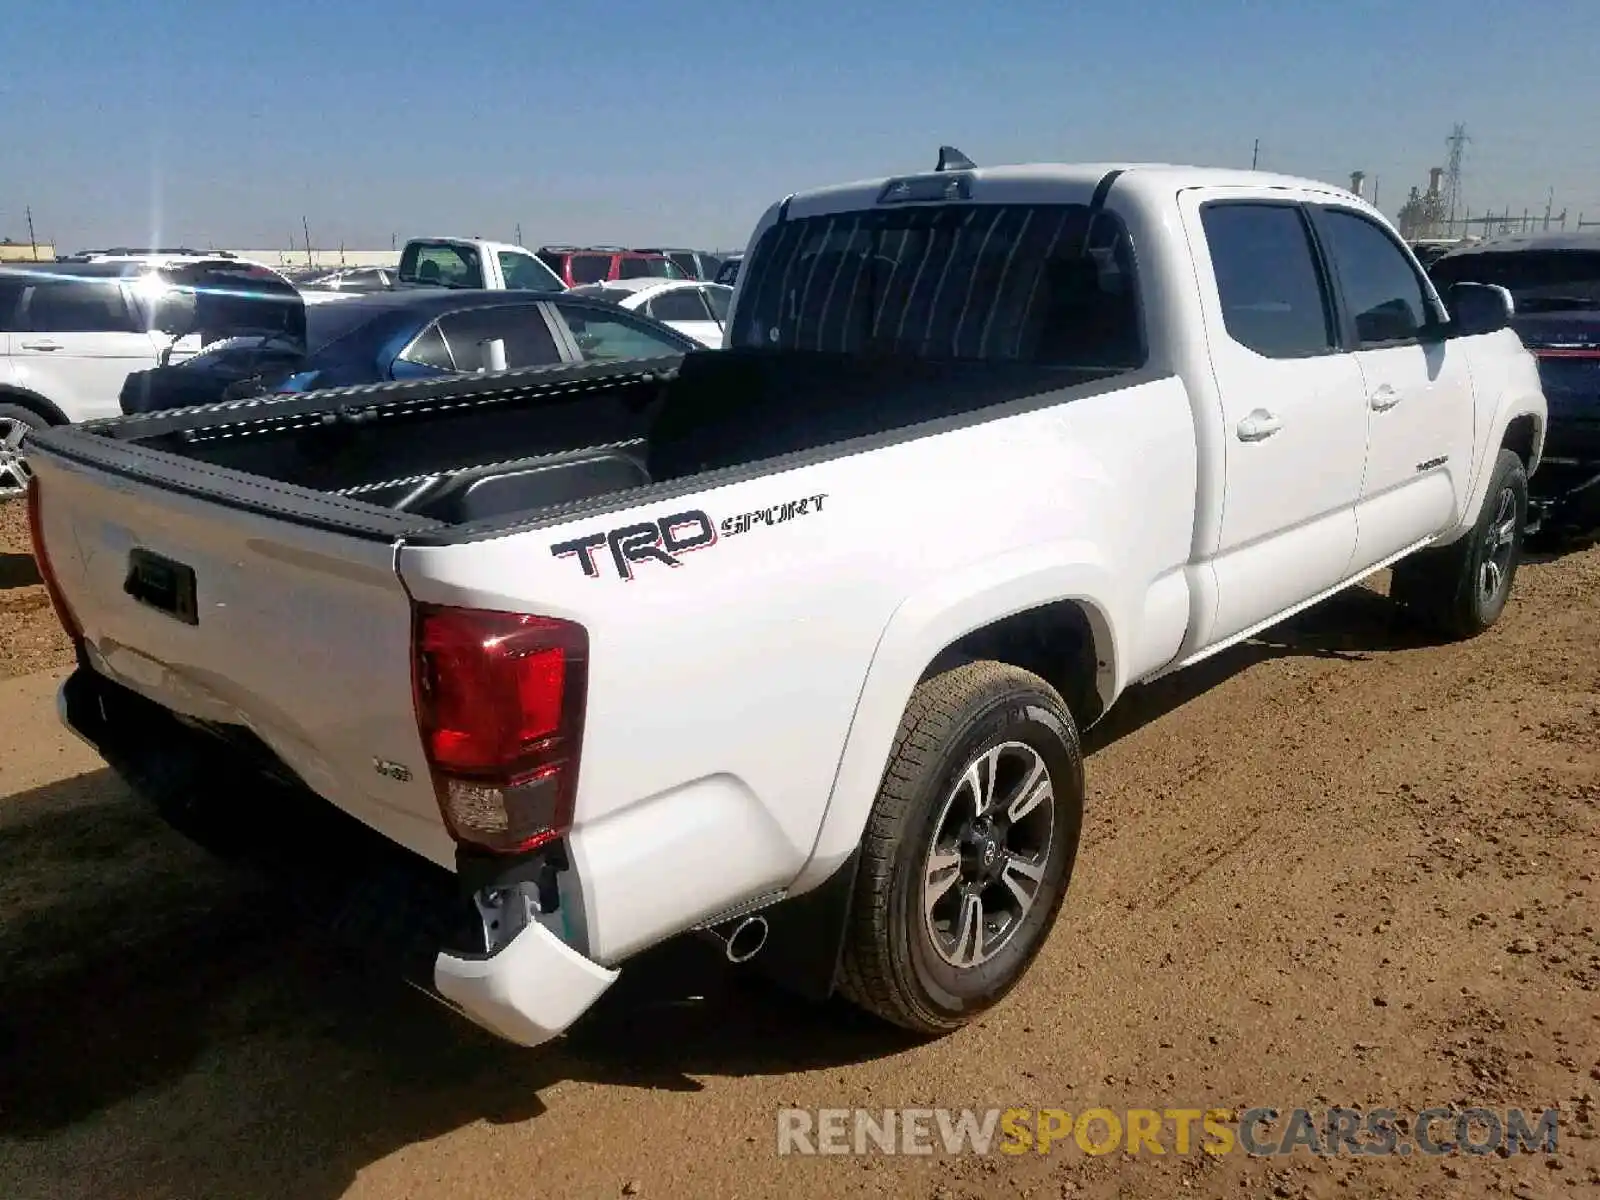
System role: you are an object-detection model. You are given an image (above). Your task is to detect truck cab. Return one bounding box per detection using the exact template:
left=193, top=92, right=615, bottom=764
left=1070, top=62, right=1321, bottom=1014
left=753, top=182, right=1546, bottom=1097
left=395, top=237, right=567, bottom=293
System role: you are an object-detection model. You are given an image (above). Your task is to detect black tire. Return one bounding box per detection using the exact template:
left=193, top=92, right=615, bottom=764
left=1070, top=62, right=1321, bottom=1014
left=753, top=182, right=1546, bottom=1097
left=0, top=402, right=50, bottom=501
left=837, top=660, right=1085, bottom=1035
left=1391, top=448, right=1528, bottom=639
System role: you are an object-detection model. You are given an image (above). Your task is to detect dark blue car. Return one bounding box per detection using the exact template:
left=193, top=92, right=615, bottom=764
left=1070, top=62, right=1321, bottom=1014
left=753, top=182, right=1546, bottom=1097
left=120, top=289, right=701, bottom=414
left=1430, top=233, right=1600, bottom=533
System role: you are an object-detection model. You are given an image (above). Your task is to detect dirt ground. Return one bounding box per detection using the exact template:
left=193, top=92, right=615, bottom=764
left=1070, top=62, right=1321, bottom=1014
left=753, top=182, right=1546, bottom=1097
left=0, top=498, right=1596, bottom=1200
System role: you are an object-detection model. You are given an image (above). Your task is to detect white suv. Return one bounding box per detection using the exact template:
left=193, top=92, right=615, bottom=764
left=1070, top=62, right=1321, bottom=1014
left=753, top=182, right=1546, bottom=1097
left=0, top=258, right=301, bottom=498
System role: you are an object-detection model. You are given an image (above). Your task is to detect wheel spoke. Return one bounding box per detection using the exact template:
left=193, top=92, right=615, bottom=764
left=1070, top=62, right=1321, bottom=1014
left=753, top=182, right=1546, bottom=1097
left=963, top=745, right=1002, bottom=816
left=1495, top=487, right=1513, bottom=528
left=999, top=852, right=1046, bottom=912
left=1007, top=753, right=1052, bottom=823
left=924, top=847, right=962, bottom=917
left=950, top=890, right=985, bottom=967
left=1482, top=558, right=1502, bottom=598
left=1494, top=517, right=1517, bottom=548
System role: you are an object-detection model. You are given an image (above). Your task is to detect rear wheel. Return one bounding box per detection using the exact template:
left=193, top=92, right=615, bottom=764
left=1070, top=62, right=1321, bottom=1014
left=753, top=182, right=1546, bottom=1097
left=1391, top=448, right=1528, bottom=639
left=837, top=660, right=1084, bottom=1035
left=0, top=404, right=49, bottom=502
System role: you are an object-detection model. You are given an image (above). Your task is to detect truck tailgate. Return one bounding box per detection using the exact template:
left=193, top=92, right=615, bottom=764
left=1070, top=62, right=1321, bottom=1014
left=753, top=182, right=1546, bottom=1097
left=29, top=454, right=453, bottom=868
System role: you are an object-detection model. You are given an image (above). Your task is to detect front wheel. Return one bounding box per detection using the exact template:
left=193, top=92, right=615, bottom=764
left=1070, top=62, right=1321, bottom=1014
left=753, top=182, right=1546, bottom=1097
left=1391, top=447, right=1529, bottom=639
left=837, top=660, right=1085, bottom=1035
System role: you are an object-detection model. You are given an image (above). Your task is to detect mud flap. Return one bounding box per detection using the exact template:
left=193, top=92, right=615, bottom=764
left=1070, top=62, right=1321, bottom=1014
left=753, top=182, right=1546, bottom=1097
left=750, top=849, right=861, bottom=1002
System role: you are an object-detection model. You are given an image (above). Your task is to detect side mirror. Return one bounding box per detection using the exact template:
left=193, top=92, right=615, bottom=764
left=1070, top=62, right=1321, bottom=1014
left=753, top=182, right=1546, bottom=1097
left=1447, top=282, right=1514, bottom=337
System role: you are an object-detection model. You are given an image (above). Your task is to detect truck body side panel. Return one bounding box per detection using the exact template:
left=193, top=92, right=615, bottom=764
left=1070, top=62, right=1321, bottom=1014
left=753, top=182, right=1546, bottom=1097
left=398, top=373, right=1198, bottom=962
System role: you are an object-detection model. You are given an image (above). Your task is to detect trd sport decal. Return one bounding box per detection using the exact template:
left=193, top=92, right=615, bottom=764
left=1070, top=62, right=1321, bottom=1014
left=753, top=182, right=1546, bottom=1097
left=551, top=492, right=827, bottom=581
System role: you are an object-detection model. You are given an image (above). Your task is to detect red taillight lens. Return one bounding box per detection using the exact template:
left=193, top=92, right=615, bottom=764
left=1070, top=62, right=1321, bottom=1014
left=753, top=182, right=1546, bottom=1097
left=412, top=604, right=588, bottom=855
left=25, top=475, right=83, bottom=646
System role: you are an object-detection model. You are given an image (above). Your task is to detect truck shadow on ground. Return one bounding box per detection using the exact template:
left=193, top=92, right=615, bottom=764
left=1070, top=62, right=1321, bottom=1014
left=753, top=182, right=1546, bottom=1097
left=0, top=779, right=925, bottom=1199
left=0, top=585, right=1449, bottom=1199
left=1083, top=581, right=1443, bottom=752
left=0, top=550, right=42, bottom=591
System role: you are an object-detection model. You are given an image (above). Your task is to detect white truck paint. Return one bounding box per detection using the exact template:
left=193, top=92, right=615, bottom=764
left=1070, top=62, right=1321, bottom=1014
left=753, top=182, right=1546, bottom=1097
left=26, top=158, right=1546, bottom=1050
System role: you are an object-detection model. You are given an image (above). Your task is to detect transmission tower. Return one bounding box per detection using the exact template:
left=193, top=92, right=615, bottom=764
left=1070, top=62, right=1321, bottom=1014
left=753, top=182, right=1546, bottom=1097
left=1443, top=123, right=1469, bottom=230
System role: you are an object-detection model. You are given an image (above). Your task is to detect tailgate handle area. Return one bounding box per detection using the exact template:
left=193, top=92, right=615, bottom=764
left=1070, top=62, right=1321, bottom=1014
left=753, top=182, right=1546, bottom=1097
left=124, top=549, right=199, bottom=626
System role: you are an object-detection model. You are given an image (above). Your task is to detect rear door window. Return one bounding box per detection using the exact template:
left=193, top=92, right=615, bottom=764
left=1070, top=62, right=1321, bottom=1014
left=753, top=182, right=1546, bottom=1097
left=732, top=203, right=1144, bottom=368
left=435, top=305, right=562, bottom=370
left=1200, top=202, right=1337, bottom=358
left=648, top=288, right=712, bottom=322
left=568, top=255, right=610, bottom=284
left=19, top=278, right=139, bottom=333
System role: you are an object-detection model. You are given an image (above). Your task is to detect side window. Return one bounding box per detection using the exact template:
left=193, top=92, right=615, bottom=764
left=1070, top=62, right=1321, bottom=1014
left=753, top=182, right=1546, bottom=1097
left=435, top=305, right=561, bottom=371
left=395, top=322, right=454, bottom=371
left=1201, top=203, right=1335, bottom=359
left=1318, top=209, right=1434, bottom=346
left=498, top=251, right=561, bottom=292
left=20, top=279, right=139, bottom=334
left=568, top=255, right=610, bottom=284
left=703, top=285, right=732, bottom=322
left=0, top=279, right=25, bottom=331
left=648, top=288, right=712, bottom=322
left=554, top=304, right=688, bottom=363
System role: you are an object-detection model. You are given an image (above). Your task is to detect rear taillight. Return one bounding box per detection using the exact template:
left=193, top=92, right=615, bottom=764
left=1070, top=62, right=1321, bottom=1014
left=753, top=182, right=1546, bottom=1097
left=25, top=476, right=83, bottom=647
left=1531, top=347, right=1600, bottom=359
left=411, top=604, right=588, bottom=855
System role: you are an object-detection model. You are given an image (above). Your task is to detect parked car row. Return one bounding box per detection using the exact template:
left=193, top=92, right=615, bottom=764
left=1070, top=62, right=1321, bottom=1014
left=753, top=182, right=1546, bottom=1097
left=0, top=237, right=720, bottom=496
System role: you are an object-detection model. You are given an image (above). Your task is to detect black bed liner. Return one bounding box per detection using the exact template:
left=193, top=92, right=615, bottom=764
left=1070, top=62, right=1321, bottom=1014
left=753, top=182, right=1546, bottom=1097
left=27, top=348, right=1147, bottom=546
left=27, top=355, right=683, bottom=542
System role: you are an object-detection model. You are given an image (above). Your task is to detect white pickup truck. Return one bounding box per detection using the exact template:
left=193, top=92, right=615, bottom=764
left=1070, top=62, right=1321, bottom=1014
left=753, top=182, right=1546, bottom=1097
left=25, top=152, right=1547, bottom=1049
left=393, top=237, right=567, bottom=292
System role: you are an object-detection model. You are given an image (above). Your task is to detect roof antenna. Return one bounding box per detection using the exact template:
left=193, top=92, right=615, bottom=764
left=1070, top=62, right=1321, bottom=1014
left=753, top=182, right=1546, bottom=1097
left=936, top=145, right=976, bottom=172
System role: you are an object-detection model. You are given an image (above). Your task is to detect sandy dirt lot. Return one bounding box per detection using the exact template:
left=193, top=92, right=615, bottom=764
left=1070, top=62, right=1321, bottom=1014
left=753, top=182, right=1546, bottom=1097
left=0, top=497, right=1596, bottom=1200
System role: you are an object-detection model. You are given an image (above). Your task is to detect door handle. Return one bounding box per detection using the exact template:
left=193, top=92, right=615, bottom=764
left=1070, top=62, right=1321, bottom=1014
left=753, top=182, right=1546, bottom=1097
left=20, top=340, right=62, bottom=351
left=1369, top=384, right=1401, bottom=411
left=1236, top=409, right=1282, bottom=441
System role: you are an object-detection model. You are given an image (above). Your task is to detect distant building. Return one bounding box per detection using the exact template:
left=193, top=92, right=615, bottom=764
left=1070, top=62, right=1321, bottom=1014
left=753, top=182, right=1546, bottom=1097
left=0, top=239, right=55, bottom=262
left=1397, top=168, right=1447, bottom=240
left=227, top=248, right=401, bottom=269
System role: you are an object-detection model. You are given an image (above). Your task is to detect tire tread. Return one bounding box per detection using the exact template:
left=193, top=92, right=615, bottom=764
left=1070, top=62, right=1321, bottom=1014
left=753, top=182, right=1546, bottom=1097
left=837, top=660, right=1071, bottom=1032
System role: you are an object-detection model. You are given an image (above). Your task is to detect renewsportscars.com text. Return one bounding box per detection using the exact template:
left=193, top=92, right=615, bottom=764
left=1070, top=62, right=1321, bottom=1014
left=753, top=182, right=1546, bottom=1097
left=776, top=1106, right=1560, bottom=1158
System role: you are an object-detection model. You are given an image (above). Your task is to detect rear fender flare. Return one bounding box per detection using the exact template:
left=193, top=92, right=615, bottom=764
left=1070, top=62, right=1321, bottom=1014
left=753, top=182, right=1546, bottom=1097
left=789, top=542, right=1123, bottom=894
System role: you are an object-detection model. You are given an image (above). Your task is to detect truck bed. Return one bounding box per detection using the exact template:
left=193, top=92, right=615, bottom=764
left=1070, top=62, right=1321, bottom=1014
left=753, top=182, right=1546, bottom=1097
left=33, top=349, right=1109, bottom=543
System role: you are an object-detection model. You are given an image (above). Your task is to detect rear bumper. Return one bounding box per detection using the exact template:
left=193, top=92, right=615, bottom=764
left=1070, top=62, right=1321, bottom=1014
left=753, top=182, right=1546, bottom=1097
left=432, top=921, right=618, bottom=1047
left=55, top=663, right=617, bottom=1049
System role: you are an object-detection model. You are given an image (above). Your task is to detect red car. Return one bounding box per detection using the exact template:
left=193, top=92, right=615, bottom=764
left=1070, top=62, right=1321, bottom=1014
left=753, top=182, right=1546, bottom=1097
left=535, top=246, right=690, bottom=287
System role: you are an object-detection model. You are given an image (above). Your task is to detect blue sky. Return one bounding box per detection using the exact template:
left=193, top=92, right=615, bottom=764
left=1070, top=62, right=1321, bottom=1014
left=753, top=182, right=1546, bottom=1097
left=4, top=0, right=1597, bottom=253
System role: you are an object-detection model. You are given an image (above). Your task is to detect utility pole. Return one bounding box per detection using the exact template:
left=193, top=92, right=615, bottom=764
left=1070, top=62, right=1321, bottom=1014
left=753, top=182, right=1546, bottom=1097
left=1544, top=186, right=1554, bottom=230
left=1251, top=138, right=1260, bottom=170
left=302, top=215, right=313, bottom=267
left=1371, top=175, right=1380, bottom=209
left=516, top=222, right=523, bottom=246
left=26, top=205, right=38, bottom=260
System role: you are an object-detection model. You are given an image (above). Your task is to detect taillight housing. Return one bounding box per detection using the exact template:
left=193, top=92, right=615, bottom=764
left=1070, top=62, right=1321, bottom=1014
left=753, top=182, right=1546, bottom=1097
left=411, top=604, right=589, bottom=855
left=25, top=475, right=83, bottom=647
